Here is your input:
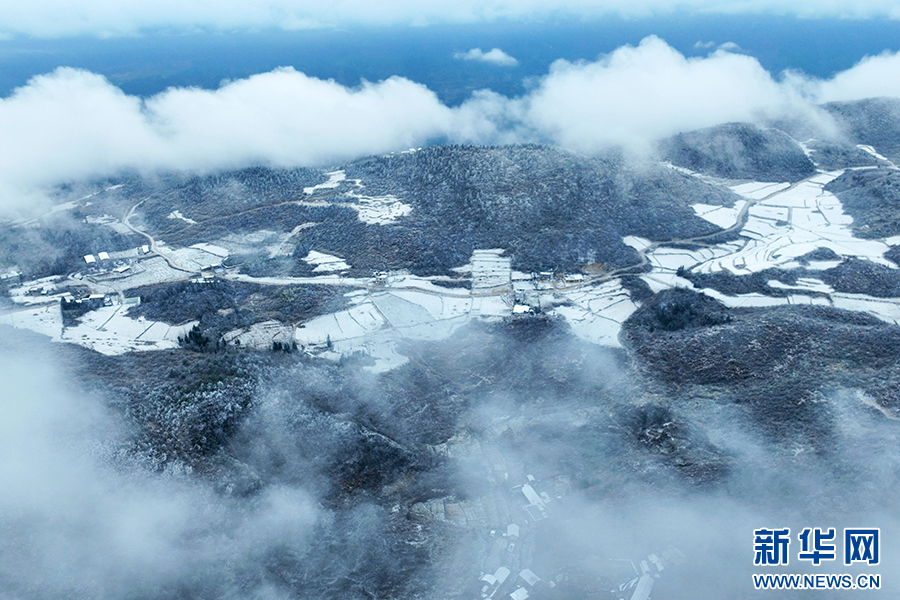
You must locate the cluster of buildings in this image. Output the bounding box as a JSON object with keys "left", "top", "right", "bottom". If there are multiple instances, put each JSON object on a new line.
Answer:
{"left": 614, "top": 548, "right": 686, "bottom": 600}
{"left": 82, "top": 245, "right": 151, "bottom": 278}
{"left": 480, "top": 566, "right": 554, "bottom": 600}
{"left": 530, "top": 271, "right": 585, "bottom": 285}
{"left": 0, "top": 269, "right": 22, "bottom": 286}
{"left": 472, "top": 474, "right": 560, "bottom": 600}
{"left": 469, "top": 470, "right": 682, "bottom": 600}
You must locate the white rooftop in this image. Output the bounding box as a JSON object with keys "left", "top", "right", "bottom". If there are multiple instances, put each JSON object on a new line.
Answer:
{"left": 521, "top": 484, "right": 543, "bottom": 508}
{"left": 519, "top": 569, "right": 541, "bottom": 587}
{"left": 509, "top": 588, "right": 529, "bottom": 600}
{"left": 494, "top": 567, "right": 510, "bottom": 584}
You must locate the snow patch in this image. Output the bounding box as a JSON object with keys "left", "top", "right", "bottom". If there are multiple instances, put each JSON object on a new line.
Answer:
{"left": 0, "top": 303, "right": 195, "bottom": 355}
{"left": 304, "top": 170, "right": 346, "bottom": 194}
{"left": 168, "top": 210, "right": 197, "bottom": 224}
{"left": 348, "top": 193, "right": 412, "bottom": 225}
{"left": 857, "top": 144, "right": 892, "bottom": 164}
{"left": 303, "top": 170, "right": 412, "bottom": 224}
{"left": 190, "top": 243, "right": 229, "bottom": 258}
{"left": 623, "top": 236, "right": 653, "bottom": 252}
{"left": 692, "top": 201, "right": 746, "bottom": 228}
{"left": 729, "top": 181, "right": 791, "bottom": 200}
{"left": 767, "top": 278, "right": 834, "bottom": 294}
{"left": 553, "top": 280, "right": 640, "bottom": 347}
{"left": 663, "top": 174, "right": 896, "bottom": 277}
{"left": 303, "top": 251, "right": 350, "bottom": 272}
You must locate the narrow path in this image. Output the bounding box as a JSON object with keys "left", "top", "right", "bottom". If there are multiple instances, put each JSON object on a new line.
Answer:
{"left": 123, "top": 201, "right": 198, "bottom": 274}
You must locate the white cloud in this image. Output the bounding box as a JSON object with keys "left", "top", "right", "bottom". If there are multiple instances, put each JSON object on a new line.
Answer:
{"left": 454, "top": 47, "right": 519, "bottom": 67}
{"left": 0, "top": 347, "right": 318, "bottom": 596}
{"left": 2, "top": 0, "right": 900, "bottom": 38}
{"left": 693, "top": 41, "right": 743, "bottom": 52}
{"left": 814, "top": 49, "right": 900, "bottom": 102}
{"left": 0, "top": 67, "right": 453, "bottom": 216}
{"left": 144, "top": 69, "right": 453, "bottom": 167}
{"left": 1, "top": 37, "right": 899, "bottom": 217}
{"left": 517, "top": 36, "right": 813, "bottom": 154}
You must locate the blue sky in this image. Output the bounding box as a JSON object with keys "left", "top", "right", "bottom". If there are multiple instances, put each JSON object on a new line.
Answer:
{"left": 1, "top": 0, "right": 899, "bottom": 38}
{"left": 3, "top": 15, "right": 900, "bottom": 103}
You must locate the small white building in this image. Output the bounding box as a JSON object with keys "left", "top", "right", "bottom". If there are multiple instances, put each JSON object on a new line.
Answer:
{"left": 481, "top": 567, "right": 511, "bottom": 598}
{"left": 521, "top": 484, "right": 548, "bottom": 520}
{"left": 521, "top": 484, "right": 544, "bottom": 509}
{"left": 97, "top": 251, "right": 110, "bottom": 261}
{"left": 84, "top": 254, "right": 96, "bottom": 264}
{"left": 507, "top": 524, "right": 520, "bottom": 540}
{"left": 509, "top": 588, "right": 529, "bottom": 600}
{"left": 519, "top": 569, "right": 541, "bottom": 587}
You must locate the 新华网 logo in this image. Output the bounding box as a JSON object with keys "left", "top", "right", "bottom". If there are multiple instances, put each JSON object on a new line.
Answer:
{"left": 844, "top": 529, "right": 879, "bottom": 566}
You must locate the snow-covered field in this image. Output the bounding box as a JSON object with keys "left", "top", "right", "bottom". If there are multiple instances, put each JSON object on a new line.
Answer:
{"left": 636, "top": 167, "right": 900, "bottom": 325}
{"left": 10, "top": 163, "right": 900, "bottom": 367}
{"left": 283, "top": 250, "right": 534, "bottom": 370}
{"left": 86, "top": 214, "right": 134, "bottom": 235}
{"left": 468, "top": 249, "right": 512, "bottom": 291}
{"left": 554, "top": 280, "right": 639, "bottom": 347}
{"left": 222, "top": 320, "right": 295, "bottom": 349}
{"left": 643, "top": 171, "right": 894, "bottom": 277}
{"left": 92, "top": 256, "right": 188, "bottom": 292}
{"left": 292, "top": 287, "right": 511, "bottom": 372}
{"left": 303, "top": 250, "right": 350, "bottom": 272}
{"left": 169, "top": 247, "right": 226, "bottom": 271}
{"left": 8, "top": 276, "right": 66, "bottom": 304}
{"left": 287, "top": 258, "right": 641, "bottom": 371}
{"left": 0, "top": 302, "right": 195, "bottom": 355}
{"left": 691, "top": 201, "right": 747, "bottom": 229}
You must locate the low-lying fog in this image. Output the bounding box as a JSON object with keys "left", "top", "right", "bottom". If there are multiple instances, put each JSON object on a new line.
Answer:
{"left": 2, "top": 313, "right": 897, "bottom": 599}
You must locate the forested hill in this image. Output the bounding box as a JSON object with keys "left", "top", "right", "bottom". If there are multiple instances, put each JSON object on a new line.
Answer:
{"left": 326, "top": 144, "right": 739, "bottom": 274}
{"left": 657, "top": 122, "right": 816, "bottom": 182}
{"left": 823, "top": 97, "right": 900, "bottom": 162}
{"left": 94, "top": 144, "right": 740, "bottom": 277}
